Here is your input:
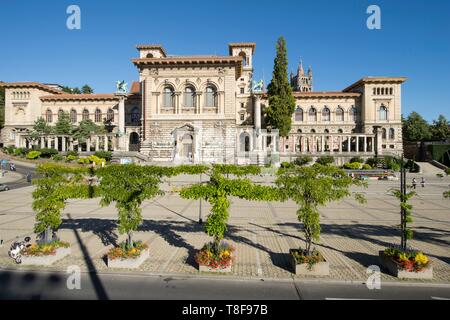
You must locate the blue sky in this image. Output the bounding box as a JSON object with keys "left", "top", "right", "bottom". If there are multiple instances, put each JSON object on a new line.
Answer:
{"left": 1, "top": 0, "right": 449, "bottom": 122}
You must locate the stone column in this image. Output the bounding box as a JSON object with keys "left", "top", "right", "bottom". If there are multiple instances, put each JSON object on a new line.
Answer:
{"left": 104, "top": 135, "right": 108, "bottom": 151}
{"left": 47, "top": 137, "right": 52, "bottom": 148}
{"left": 196, "top": 93, "right": 202, "bottom": 114}
{"left": 254, "top": 94, "right": 262, "bottom": 151}
{"left": 321, "top": 136, "right": 325, "bottom": 153}
{"left": 364, "top": 136, "right": 368, "bottom": 153}
{"left": 95, "top": 136, "right": 100, "bottom": 151}
{"left": 375, "top": 127, "right": 383, "bottom": 156}
{"left": 54, "top": 136, "right": 59, "bottom": 151}
{"left": 339, "top": 136, "right": 343, "bottom": 153}
{"left": 330, "top": 136, "right": 334, "bottom": 154}
{"left": 86, "top": 138, "right": 91, "bottom": 152}
{"left": 40, "top": 137, "right": 45, "bottom": 149}
{"left": 116, "top": 94, "right": 127, "bottom": 151}
{"left": 347, "top": 136, "right": 351, "bottom": 153}
{"left": 356, "top": 136, "right": 360, "bottom": 153}
{"left": 62, "top": 136, "right": 66, "bottom": 152}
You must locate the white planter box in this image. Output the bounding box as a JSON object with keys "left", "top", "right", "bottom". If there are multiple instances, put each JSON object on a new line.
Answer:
{"left": 379, "top": 251, "right": 433, "bottom": 279}
{"left": 290, "top": 252, "right": 330, "bottom": 276}
{"left": 21, "top": 247, "right": 71, "bottom": 266}
{"left": 107, "top": 248, "right": 149, "bottom": 269}
{"left": 199, "top": 264, "right": 232, "bottom": 273}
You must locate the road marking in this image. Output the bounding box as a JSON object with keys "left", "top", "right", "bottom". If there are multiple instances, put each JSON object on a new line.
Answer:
{"left": 431, "top": 296, "right": 450, "bottom": 300}
{"left": 326, "top": 298, "right": 377, "bottom": 300}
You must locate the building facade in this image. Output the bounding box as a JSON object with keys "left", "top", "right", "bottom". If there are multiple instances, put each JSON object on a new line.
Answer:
{"left": 0, "top": 42, "right": 406, "bottom": 164}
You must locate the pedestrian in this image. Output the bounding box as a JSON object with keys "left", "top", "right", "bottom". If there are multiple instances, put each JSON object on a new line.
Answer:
{"left": 421, "top": 177, "right": 425, "bottom": 188}
{"left": 412, "top": 178, "right": 417, "bottom": 189}
{"left": 26, "top": 173, "right": 32, "bottom": 183}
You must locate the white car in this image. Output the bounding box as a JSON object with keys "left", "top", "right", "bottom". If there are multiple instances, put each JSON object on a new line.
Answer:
{"left": 0, "top": 184, "right": 10, "bottom": 192}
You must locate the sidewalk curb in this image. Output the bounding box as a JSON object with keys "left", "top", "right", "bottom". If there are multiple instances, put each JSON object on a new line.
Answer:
{"left": 1, "top": 265, "right": 450, "bottom": 288}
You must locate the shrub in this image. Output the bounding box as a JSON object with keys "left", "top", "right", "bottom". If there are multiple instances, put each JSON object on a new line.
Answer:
{"left": 280, "top": 162, "right": 294, "bottom": 169}
{"left": 195, "top": 241, "right": 235, "bottom": 269}
{"left": 3, "top": 146, "right": 15, "bottom": 154}
{"left": 22, "top": 240, "right": 70, "bottom": 257}
{"left": 88, "top": 155, "right": 106, "bottom": 165}
{"left": 366, "top": 157, "right": 383, "bottom": 168}
{"left": 294, "top": 155, "right": 313, "bottom": 166}
{"left": 344, "top": 162, "right": 362, "bottom": 170}
{"left": 315, "top": 155, "right": 334, "bottom": 166}
{"left": 362, "top": 164, "right": 372, "bottom": 170}
{"left": 66, "top": 155, "right": 78, "bottom": 162}
{"left": 66, "top": 150, "right": 79, "bottom": 157}
{"left": 446, "top": 168, "right": 450, "bottom": 176}
{"left": 94, "top": 151, "right": 112, "bottom": 162}
{"left": 52, "top": 154, "right": 64, "bottom": 161}
{"left": 14, "top": 148, "right": 28, "bottom": 157}
{"left": 40, "top": 148, "right": 58, "bottom": 158}
{"left": 349, "top": 156, "right": 364, "bottom": 164}
{"left": 26, "top": 151, "right": 41, "bottom": 160}
{"left": 77, "top": 157, "right": 91, "bottom": 165}
{"left": 406, "top": 159, "right": 420, "bottom": 173}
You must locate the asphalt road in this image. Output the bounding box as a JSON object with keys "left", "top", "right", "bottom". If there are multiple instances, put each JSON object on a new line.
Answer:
{"left": 0, "top": 269, "right": 449, "bottom": 300}
{"left": 0, "top": 163, "right": 35, "bottom": 190}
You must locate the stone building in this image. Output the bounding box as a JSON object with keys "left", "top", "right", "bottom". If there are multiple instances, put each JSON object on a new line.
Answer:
{"left": 0, "top": 42, "right": 406, "bottom": 164}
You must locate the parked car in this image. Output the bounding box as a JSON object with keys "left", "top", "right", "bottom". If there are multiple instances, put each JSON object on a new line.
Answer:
{"left": 0, "top": 184, "right": 10, "bottom": 192}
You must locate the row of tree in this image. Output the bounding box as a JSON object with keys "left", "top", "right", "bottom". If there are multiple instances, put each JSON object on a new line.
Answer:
{"left": 30, "top": 112, "right": 107, "bottom": 144}
{"left": 403, "top": 112, "right": 450, "bottom": 142}
{"left": 61, "top": 84, "right": 94, "bottom": 94}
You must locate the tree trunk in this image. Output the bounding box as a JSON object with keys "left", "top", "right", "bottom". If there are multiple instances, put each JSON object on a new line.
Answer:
{"left": 127, "top": 232, "right": 133, "bottom": 248}
{"left": 213, "top": 237, "right": 220, "bottom": 255}
{"left": 44, "top": 226, "right": 52, "bottom": 244}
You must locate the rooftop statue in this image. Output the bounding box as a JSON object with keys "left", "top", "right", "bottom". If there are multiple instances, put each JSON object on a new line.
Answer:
{"left": 252, "top": 80, "right": 264, "bottom": 93}
{"left": 116, "top": 80, "right": 128, "bottom": 94}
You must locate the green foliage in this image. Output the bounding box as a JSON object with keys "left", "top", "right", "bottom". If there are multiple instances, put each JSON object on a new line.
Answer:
{"left": 81, "top": 85, "right": 94, "bottom": 94}
{"left": 362, "top": 164, "right": 372, "bottom": 170}
{"left": 294, "top": 155, "right": 312, "bottom": 166}
{"left": 265, "top": 37, "right": 296, "bottom": 137}
{"left": 40, "top": 148, "right": 58, "bottom": 158}
{"left": 315, "top": 155, "right": 334, "bottom": 166}
{"left": 366, "top": 157, "right": 383, "bottom": 168}
{"left": 405, "top": 159, "right": 420, "bottom": 173}
{"left": 430, "top": 115, "right": 450, "bottom": 141}
{"left": 402, "top": 112, "right": 431, "bottom": 141}
{"left": 52, "top": 154, "right": 64, "bottom": 161}
{"left": 344, "top": 162, "right": 362, "bottom": 170}
{"left": 33, "top": 117, "right": 52, "bottom": 134}
{"left": 96, "top": 165, "right": 165, "bottom": 247}
{"left": 94, "top": 151, "right": 112, "bottom": 162}
{"left": 26, "top": 151, "right": 41, "bottom": 160}
{"left": 427, "top": 144, "right": 450, "bottom": 167}
{"left": 66, "top": 150, "right": 79, "bottom": 157}
{"left": 180, "top": 165, "right": 281, "bottom": 253}
{"left": 32, "top": 164, "right": 91, "bottom": 242}
{"left": 54, "top": 111, "right": 73, "bottom": 135}
{"left": 446, "top": 168, "right": 450, "bottom": 176}
{"left": 66, "top": 155, "right": 78, "bottom": 162}
{"left": 390, "top": 188, "right": 416, "bottom": 250}
{"left": 349, "top": 156, "right": 364, "bottom": 164}
{"left": 280, "top": 162, "right": 294, "bottom": 169}
{"left": 71, "top": 119, "right": 106, "bottom": 143}
{"left": 276, "top": 164, "right": 367, "bottom": 255}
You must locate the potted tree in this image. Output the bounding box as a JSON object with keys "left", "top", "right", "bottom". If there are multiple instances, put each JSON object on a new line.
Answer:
{"left": 96, "top": 164, "right": 168, "bottom": 269}
{"left": 24, "top": 163, "right": 89, "bottom": 266}
{"left": 276, "top": 164, "right": 366, "bottom": 276}
{"left": 180, "top": 164, "right": 279, "bottom": 273}
{"left": 380, "top": 164, "right": 432, "bottom": 279}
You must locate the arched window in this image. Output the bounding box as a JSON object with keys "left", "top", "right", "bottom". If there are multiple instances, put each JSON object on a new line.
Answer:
{"left": 95, "top": 109, "right": 102, "bottom": 123}
{"left": 240, "top": 132, "right": 251, "bottom": 152}
{"left": 82, "top": 109, "right": 89, "bottom": 121}
{"left": 338, "top": 129, "right": 343, "bottom": 134}
{"left": 294, "top": 107, "right": 303, "bottom": 122}
{"left": 349, "top": 106, "right": 357, "bottom": 122}
{"left": 107, "top": 109, "right": 114, "bottom": 122}
{"left": 322, "top": 107, "right": 330, "bottom": 122}
{"left": 379, "top": 105, "right": 388, "bottom": 120}
{"left": 46, "top": 109, "right": 53, "bottom": 123}
{"left": 382, "top": 128, "right": 387, "bottom": 140}
{"left": 205, "top": 85, "right": 218, "bottom": 108}
{"left": 373, "top": 88, "right": 376, "bottom": 95}
{"left": 58, "top": 109, "right": 64, "bottom": 120}
{"left": 389, "top": 128, "right": 395, "bottom": 140}
{"left": 336, "top": 107, "right": 344, "bottom": 122}
{"left": 324, "top": 129, "right": 330, "bottom": 133}
{"left": 297, "top": 129, "right": 302, "bottom": 133}
{"left": 308, "top": 107, "right": 317, "bottom": 122}
{"left": 184, "top": 86, "right": 196, "bottom": 108}
{"left": 311, "top": 129, "right": 316, "bottom": 133}
{"left": 70, "top": 109, "right": 77, "bottom": 123}
{"left": 381, "top": 88, "right": 385, "bottom": 95}
{"left": 239, "top": 51, "right": 247, "bottom": 67}
{"left": 390, "top": 88, "right": 393, "bottom": 95}
{"left": 131, "top": 107, "right": 140, "bottom": 123}
{"left": 146, "top": 53, "right": 153, "bottom": 58}
{"left": 162, "top": 86, "right": 175, "bottom": 108}
{"left": 377, "top": 88, "right": 380, "bottom": 95}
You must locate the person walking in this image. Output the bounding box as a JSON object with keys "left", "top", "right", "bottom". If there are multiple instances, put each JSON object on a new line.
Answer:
{"left": 421, "top": 177, "right": 426, "bottom": 188}
{"left": 412, "top": 178, "right": 417, "bottom": 189}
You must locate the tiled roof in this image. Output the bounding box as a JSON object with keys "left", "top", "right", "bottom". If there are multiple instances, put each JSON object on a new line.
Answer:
{"left": 136, "top": 44, "right": 167, "bottom": 56}
{"left": 343, "top": 77, "right": 407, "bottom": 92}
{"left": 130, "top": 82, "right": 141, "bottom": 94}
{"left": 228, "top": 42, "right": 256, "bottom": 54}
{"left": 0, "top": 82, "right": 63, "bottom": 95}
{"left": 40, "top": 94, "right": 120, "bottom": 101}
{"left": 292, "top": 91, "right": 361, "bottom": 98}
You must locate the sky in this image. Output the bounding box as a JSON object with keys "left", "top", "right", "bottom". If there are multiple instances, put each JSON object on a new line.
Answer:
{"left": 0, "top": 0, "right": 449, "bottom": 122}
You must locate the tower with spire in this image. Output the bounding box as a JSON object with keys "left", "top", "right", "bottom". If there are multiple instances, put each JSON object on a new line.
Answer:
{"left": 290, "top": 60, "right": 313, "bottom": 92}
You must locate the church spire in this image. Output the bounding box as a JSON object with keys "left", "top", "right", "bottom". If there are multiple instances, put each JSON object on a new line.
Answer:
{"left": 298, "top": 60, "right": 305, "bottom": 76}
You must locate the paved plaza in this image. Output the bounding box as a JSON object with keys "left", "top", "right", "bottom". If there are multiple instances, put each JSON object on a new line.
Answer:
{"left": 0, "top": 171, "right": 449, "bottom": 284}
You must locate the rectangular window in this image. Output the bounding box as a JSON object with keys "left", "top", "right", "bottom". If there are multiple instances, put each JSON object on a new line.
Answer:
{"left": 241, "top": 103, "right": 245, "bottom": 109}
{"left": 240, "top": 114, "right": 245, "bottom": 121}
{"left": 240, "top": 88, "right": 244, "bottom": 94}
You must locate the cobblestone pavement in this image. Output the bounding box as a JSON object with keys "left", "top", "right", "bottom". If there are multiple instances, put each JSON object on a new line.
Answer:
{"left": 0, "top": 172, "right": 449, "bottom": 284}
